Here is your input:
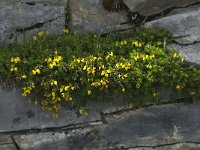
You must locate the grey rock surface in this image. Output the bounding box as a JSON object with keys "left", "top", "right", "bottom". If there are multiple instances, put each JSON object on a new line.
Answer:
{"left": 0, "top": 88, "right": 101, "bottom": 132}
{"left": 0, "top": 135, "right": 17, "bottom": 150}
{"left": 13, "top": 103, "right": 200, "bottom": 150}
{"left": 123, "top": 0, "right": 200, "bottom": 16}
{"left": 0, "top": 0, "right": 68, "bottom": 43}
{"left": 14, "top": 132, "right": 69, "bottom": 150}
{"left": 168, "top": 43, "right": 200, "bottom": 66}
{"left": 146, "top": 9, "right": 200, "bottom": 65}
{"left": 129, "top": 143, "right": 200, "bottom": 150}
{"left": 82, "top": 103, "right": 200, "bottom": 149}
{"left": 69, "top": 0, "right": 133, "bottom": 34}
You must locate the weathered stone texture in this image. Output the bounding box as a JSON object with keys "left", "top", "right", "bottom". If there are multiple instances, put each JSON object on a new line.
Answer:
{"left": 123, "top": 0, "right": 200, "bottom": 16}
{"left": 0, "top": 0, "right": 68, "bottom": 43}
{"left": 146, "top": 8, "right": 200, "bottom": 65}
{"left": 69, "top": 0, "right": 132, "bottom": 34}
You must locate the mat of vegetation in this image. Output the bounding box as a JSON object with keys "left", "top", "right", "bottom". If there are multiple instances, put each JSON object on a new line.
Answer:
{"left": 0, "top": 28, "right": 200, "bottom": 117}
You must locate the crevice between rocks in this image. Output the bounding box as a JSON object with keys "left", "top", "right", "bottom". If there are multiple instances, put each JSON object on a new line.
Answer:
{"left": 15, "top": 16, "right": 63, "bottom": 33}
{"left": 102, "top": 96, "right": 195, "bottom": 117}
{"left": 0, "top": 120, "right": 102, "bottom": 136}
{"left": 107, "top": 141, "right": 200, "bottom": 150}
{"left": 125, "top": 1, "right": 200, "bottom": 26}
{"left": 11, "top": 136, "right": 21, "bottom": 150}
{"left": 173, "top": 39, "right": 200, "bottom": 46}
{"left": 25, "top": 2, "right": 36, "bottom": 6}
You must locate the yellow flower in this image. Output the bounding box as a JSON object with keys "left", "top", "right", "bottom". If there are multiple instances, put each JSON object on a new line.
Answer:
{"left": 64, "top": 29, "right": 69, "bottom": 33}
{"left": 32, "top": 69, "right": 41, "bottom": 75}
{"left": 87, "top": 90, "right": 92, "bottom": 95}
{"left": 115, "top": 41, "right": 119, "bottom": 47}
{"left": 123, "top": 40, "right": 127, "bottom": 45}
{"left": 54, "top": 56, "right": 62, "bottom": 62}
{"left": 46, "top": 31, "right": 49, "bottom": 36}
{"left": 77, "top": 59, "right": 81, "bottom": 63}
{"left": 21, "top": 75, "right": 27, "bottom": 79}
{"left": 83, "top": 65, "right": 87, "bottom": 70}
{"left": 125, "top": 66, "right": 130, "bottom": 71}
{"left": 176, "top": 85, "right": 183, "bottom": 91}
{"left": 146, "top": 64, "right": 152, "bottom": 69}
{"left": 153, "top": 92, "right": 158, "bottom": 97}
{"left": 122, "top": 88, "right": 125, "bottom": 92}
{"left": 11, "top": 57, "right": 20, "bottom": 63}
{"left": 36, "top": 69, "right": 41, "bottom": 74}
{"left": 79, "top": 109, "right": 83, "bottom": 115}
{"left": 189, "top": 91, "right": 196, "bottom": 96}
{"left": 109, "top": 52, "right": 114, "bottom": 57}
{"left": 51, "top": 80, "right": 58, "bottom": 86}
{"left": 84, "top": 111, "right": 89, "bottom": 117}
{"left": 49, "top": 62, "right": 56, "bottom": 68}
{"left": 173, "top": 53, "right": 177, "bottom": 58}
{"left": 65, "top": 86, "right": 70, "bottom": 91}
{"left": 33, "top": 36, "right": 37, "bottom": 41}
{"left": 81, "top": 58, "right": 85, "bottom": 62}
{"left": 10, "top": 67, "right": 18, "bottom": 72}
{"left": 38, "top": 31, "right": 44, "bottom": 37}
{"left": 60, "top": 87, "right": 64, "bottom": 93}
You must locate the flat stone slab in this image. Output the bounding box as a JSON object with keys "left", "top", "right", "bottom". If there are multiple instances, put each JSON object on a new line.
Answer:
{"left": 146, "top": 9, "right": 200, "bottom": 65}
{"left": 13, "top": 103, "right": 200, "bottom": 149}
{"left": 0, "top": 88, "right": 101, "bottom": 132}
{"left": 69, "top": 0, "right": 133, "bottom": 34}
{"left": 0, "top": 0, "right": 67, "bottom": 43}
{"left": 0, "top": 86, "right": 176, "bottom": 133}
{"left": 123, "top": 0, "right": 200, "bottom": 16}
{"left": 82, "top": 103, "right": 200, "bottom": 149}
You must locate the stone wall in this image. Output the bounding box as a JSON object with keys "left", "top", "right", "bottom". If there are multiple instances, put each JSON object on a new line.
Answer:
{"left": 1, "top": 0, "right": 200, "bottom": 43}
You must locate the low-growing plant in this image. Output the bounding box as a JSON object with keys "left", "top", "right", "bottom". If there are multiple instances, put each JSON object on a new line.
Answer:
{"left": 0, "top": 28, "right": 200, "bottom": 117}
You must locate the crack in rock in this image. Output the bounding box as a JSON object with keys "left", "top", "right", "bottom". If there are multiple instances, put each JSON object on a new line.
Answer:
{"left": 15, "top": 16, "right": 63, "bottom": 33}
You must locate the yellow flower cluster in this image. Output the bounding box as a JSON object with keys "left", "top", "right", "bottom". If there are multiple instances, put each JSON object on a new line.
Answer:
{"left": 10, "top": 67, "right": 18, "bottom": 72}
{"left": 32, "top": 68, "right": 41, "bottom": 75}
{"left": 21, "top": 83, "right": 35, "bottom": 97}
{"left": 10, "top": 57, "right": 20, "bottom": 63}
{"left": 105, "top": 52, "right": 114, "bottom": 60}
{"left": 91, "top": 79, "right": 109, "bottom": 89}
{"left": 115, "top": 63, "right": 131, "bottom": 71}
{"left": 131, "top": 53, "right": 155, "bottom": 61}
{"left": 115, "top": 40, "right": 128, "bottom": 47}
{"left": 50, "top": 80, "right": 58, "bottom": 86}
{"left": 79, "top": 108, "right": 89, "bottom": 116}
{"left": 45, "top": 54, "right": 62, "bottom": 69}
{"left": 32, "top": 31, "right": 49, "bottom": 41}
{"left": 132, "top": 40, "right": 143, "bottom": 47}
{"left": 117, "top": 74, "right": 128, "bottom": 80}
{"left": 59, "top": 85, "right": 76, "bottom": 101}
{"left": 101, "top": 69, "right": 112, "bottom": 78}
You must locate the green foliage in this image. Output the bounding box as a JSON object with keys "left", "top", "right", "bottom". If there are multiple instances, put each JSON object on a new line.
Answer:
{"left": 0, "top": 28, "right": 200, "bottom": 117}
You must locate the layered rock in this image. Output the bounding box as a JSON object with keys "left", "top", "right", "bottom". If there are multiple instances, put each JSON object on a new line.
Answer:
{"left": 146, "top": 7, "right": 200, "bottom": 65}
{"left": 12, "top": 103, "right": 200, "bottom": 150}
